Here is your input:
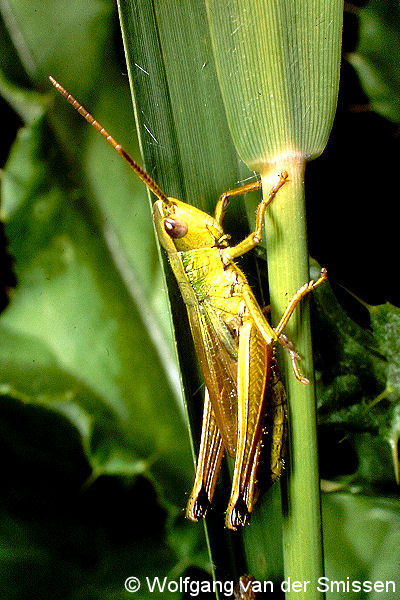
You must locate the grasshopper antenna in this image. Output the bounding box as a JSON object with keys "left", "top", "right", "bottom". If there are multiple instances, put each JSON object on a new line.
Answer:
{"left": 49, "top": 75, "right": 169, "bottom": 204}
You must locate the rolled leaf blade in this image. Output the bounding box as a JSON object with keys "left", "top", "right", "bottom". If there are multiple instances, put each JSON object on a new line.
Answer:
{"left": 206, "top": 0, "right": 343, "bottom": 172}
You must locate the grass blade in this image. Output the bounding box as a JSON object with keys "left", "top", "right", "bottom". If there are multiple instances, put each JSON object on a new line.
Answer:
{"left": 117, "top": 0, "right": 255, "bottom": 586}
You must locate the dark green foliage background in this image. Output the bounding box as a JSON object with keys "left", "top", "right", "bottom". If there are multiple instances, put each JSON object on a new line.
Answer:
{"left": 1, "top": 1, "right": 400, "bottom": 598}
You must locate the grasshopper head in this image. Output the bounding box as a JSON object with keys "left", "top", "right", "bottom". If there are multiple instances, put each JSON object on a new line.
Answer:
{"left": 47, "top": 77, "right": 226, "bottom": 256}
{"left": 153, "top": 198, "right": 225, "bottom": 253}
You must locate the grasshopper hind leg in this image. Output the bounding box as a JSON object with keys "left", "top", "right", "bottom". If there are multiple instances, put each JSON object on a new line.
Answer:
{"left": 226, "top": 439, "right": 263, "bottom": 529}
{"left": 228, "top": 382, "right": 287, "bottom": 530}
{"left": 186, "top": 389, "right": 225, "bottom": 521}
{"left": 188, "top": 487, "right": 211, "bottom": 521}
{"left": 225, "top": 320, "right": 272, "bottom": 530}
{"left": 225, "top": 347, "right": 287, "bottom": 530}
{"left": 228, "top": 498, "right": 250, "bottom": 529}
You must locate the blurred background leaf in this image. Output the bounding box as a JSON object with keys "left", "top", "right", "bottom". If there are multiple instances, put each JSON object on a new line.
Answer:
{"left": 348, "top": 0, "right": 400, "bottom": 124}
{"left": 0, "top": 1, "right": 206, "bottom": 598}
{"left": 1, "top": 0, "right": 400, "bottom": 598}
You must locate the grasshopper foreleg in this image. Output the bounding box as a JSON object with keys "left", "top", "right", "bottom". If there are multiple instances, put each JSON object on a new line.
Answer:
{"left": 218, "top": 171, "right": 288, "bottom": 264}
{"left": 214, "top": 179, "right": 262, "bottom": 225}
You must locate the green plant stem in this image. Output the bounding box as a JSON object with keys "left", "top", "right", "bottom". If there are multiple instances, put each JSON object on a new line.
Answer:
{"left": 263, "top": 158, "right": 324, "bottom": 599}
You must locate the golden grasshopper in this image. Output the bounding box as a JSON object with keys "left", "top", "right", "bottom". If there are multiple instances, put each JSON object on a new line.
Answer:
{"left": 49, "top": 76, "right": 327, "bottom": 530}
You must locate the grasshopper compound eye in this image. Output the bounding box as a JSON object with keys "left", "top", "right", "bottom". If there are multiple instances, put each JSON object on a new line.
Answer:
{"left": 164, "top": 218, "right": 188, "bottom": 239}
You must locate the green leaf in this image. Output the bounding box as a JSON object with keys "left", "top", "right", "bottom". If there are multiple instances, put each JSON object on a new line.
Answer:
{"left": 0, "top": 463, "right": 185, "bottom": 600}
{"left": 117, "top": 0, "right": 256, "bottom": 584}
{"left": 0, "top": 0, "right": 194, "bottom": 506}
{"left": 0, "top": 69, "right": 46, "bottom": 123}
{"left": 369, "top": 303, "right": 400, "bottom": 398}
{"left": 348, "top": 0, "right": 400, "bottom": 124}
{"left": 117, "top": 0, "right": 250, "bottom": 214}
{"left": 313, "top": 279, "right": 400, "bottom": 489}
{"left": 323, "top": 493, "right": 400, "bottom": 599}
{"left": 1, "top": 112, "right": 191, "bottom": 500}
{"left": 206, "top": 0, "right": 343, "bottom": 170}
{"left": 0, "top": 3, "right": 210, "bottom": 597}
{"left": 0, "top": 0, "right": 113, "bottom": 88}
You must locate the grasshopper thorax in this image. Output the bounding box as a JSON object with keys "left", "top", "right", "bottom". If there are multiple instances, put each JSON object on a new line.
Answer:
{"left": 153, "top": 198, "right": 226, "bottom": 253}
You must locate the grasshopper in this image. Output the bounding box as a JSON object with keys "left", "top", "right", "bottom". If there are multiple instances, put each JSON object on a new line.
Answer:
{"left": 49, "top": 76, "right": 327, "bottom": 530}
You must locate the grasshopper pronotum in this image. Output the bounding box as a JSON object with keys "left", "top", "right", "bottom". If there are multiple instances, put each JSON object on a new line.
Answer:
{"left": 49, "top": 76, "right": 326, "bottom": 530}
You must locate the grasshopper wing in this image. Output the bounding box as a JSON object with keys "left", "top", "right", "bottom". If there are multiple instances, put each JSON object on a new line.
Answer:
{"left": 186, "top": 299, "right": 277, "bottom": 528}
{"left": 186, "top": 388, "right": 225, "bottom": 520}
{"left": 186, "top": 301, "right": 239, "bottom": 458}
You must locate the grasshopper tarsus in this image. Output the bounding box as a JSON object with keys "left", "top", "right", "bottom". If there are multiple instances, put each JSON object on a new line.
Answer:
{"left": 278, "top": 334, "right": 310, "bottom": 385}
{"left": 306, "top": 267, "right": 328, "bottom": 295}
{"left": 276, "top": 169, "right": 288, "bottom": 188}
{"left": 319, "top": 267, "right": 328, "bottom": 282}
{"left": 227, "top": 498, "right": 250, "bottom": 530}
{"left": 187, "top": 487, "right": 210, "bottom": 521}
